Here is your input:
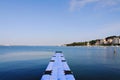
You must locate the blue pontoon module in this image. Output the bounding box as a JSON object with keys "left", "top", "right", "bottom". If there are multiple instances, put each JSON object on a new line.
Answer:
{"left": 41, "top": 51, "right": 75, "bottom": 80}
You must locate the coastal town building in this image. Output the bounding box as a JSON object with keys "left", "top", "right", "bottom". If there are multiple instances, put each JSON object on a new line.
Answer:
{"left": 100, "top": 39, "right": 107, "bottom": 45}
{"left": 95, "top": 36, "right": 120, "bottom": 45}
{"left": 112, "top": 37, "right": 120, "bottom": 44}
{"left": 95, "top": 39, "right": 101, "bottom": 45}
{"left": 107, "top": 38, "right": 113, "bottom": 44}
{"left": 87, "top": 42, "right": 90, "bottom": 46}
{"left": 65, "top": 36, "right": 120, "bottom": 46}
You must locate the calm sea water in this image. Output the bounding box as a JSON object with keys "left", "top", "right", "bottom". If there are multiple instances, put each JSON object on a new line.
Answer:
{"left": 0, "top": 46, "right": 120, "bottom": 80}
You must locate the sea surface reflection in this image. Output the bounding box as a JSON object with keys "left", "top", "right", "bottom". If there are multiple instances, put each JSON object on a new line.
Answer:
{"left": 0, "top": 51, "right": 53, "bottom": 62}
{"left": 0, "top": 46, "right": 120, "bottom": 80}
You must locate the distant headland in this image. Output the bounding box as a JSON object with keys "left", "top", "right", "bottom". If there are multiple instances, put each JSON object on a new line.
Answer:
{"left": 65, "top": 36, "right": 120, "bottom": 46}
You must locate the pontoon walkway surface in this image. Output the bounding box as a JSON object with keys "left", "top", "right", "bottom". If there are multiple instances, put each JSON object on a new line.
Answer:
{"left": 41, "top": 51, "right": 75, "bottom": 80}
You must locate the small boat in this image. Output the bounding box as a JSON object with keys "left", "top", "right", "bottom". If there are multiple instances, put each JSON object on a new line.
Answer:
{"left": 41, "top": 51, "right": 75, "bottom": 80}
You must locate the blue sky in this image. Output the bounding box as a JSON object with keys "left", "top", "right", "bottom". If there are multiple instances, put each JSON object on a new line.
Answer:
{"left": 0, "top": 0, "right": 120, "bottom": 45}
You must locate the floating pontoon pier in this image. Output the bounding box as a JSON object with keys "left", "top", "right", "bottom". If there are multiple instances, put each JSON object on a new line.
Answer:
{"left": 41, "top": 51, "right": 75, "bottom": 80}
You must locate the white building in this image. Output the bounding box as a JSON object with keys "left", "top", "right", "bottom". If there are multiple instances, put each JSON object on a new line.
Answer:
{"left": 87, "top": 42, "right": 90, "bottom": 46}
{"left": 107, "top": 38, "right": 113, "bottom": 44}
{"left": 95, "top": 40, "right": 101, "bottom": 45}
{"left": 100, "top": 39, "right": 107, "bottom": 44}
{"left": 112, "top": 37, "right": 120, "bottom": 44}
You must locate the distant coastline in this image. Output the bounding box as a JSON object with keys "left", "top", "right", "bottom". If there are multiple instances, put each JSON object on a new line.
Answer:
{"left": 65, "top": 35, "right": 120, "bottom": 46}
